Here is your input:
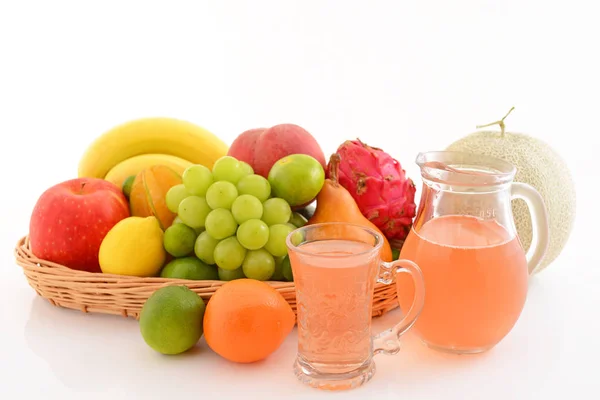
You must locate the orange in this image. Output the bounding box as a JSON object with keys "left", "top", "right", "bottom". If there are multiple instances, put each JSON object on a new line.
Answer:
{"left": 203, "top": 279, "right": 296, "bottom": 363}
{"left": 129, "top": 165, "right": 182, "bottom": 230}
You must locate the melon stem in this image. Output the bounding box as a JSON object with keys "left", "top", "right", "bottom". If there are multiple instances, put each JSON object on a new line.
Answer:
{"left": 475, "top": 106, "right": 515, "bottom": 137}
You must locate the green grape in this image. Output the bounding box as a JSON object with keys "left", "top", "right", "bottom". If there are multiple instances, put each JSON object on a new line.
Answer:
{"left": 194, "top": 231, "right": 220, "bottom": 265}
{"left": 182, "top": 165, "right": 214, "bottom": 196}
{"left": 236, "top": 219, "right": 269, "bottom": 250}
{"left": 172, "top": 216, "right": 203, "bottom": 235}
{"left": 166, "top": 184, "right": 190, "bottom": 213}
{"left": 239, "top": 161, "right": 254, "bottom": 176}
{"left": 218, "top": 266, "right": 245, "bottom": 281}
{"left": 212, "top": 156, "right": 245, "bottom": 184}
{"left": 262, "top": 198, "right": 292, "bottom": 226}
{"left": 289, "top": 211, "right": 308, "bottom": 228}
{"left": 231, "top": 194, "right": 263, "bottom": 224}
{"left": 213, "top": 237, "right": 247, "bottom": 270}
{"left": 264, "top": 224, "right": 294, "bottom": 257}
{"left": 242, "top": 249, "right": 275, "bottom": 281}
{"left": 236, "top": 174, "right": 271, "bottom": 202}
{"left": 178, "top": 196, "right": 211, "bottom": 229}
{"left": 285, "top": 223, "right": 297, "bottom": 230}
{"left": 271, "top": 256, "right": 286, "bottom": 280}
{"left": 163, "top": 223, "right": 197, "bottom": 257}
{"left": 281, "top": 255, "right": 293, "bottom": 281}
{"left": 205, "top": 208, "right": 238, "bottom": 240}
{"left": 205, "top": 181, "right": 238, "bottom": 210}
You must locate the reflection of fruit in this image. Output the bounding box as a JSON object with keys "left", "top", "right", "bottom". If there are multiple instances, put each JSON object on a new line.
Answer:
{"left": 268, "top": 154, "right": 325, "bottom": 207}
{"left": 227, "top": 124, "right": 326, "bottom": 178}
{"left": 204, "top": 279, "right": 295, "bottom": 363}
{"left": 446, "top": 110, "right": 576, "bottom": 273}
{"left": 332, "top": 139, "right": 417, "bottom": 243}
{"left": 129, "top": 165, "right": 182, "bottom": 230}
{"left": 139, "top": 286, "right": 206, "bottom": 355}
{"left": 160, "top": 257, "right": 219, "bottom": 280}
{"left": 308, "top": 154, "right": 393, "bottom": 262}
{"left": 99, "top": 216, "right": 166, "bottom": 276}
{"left": 29, "top": 177, "right": 129, "bottom": 273}
{"left": 78, "top": 117, "right": 228, "bottom": 179}
{"left": 104, "top": 153, "right": 193, "bottom": 189}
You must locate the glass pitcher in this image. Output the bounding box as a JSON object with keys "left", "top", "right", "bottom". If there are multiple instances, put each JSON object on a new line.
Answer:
{"left": 396, "top": 151, "right": 550, "bottom": 354}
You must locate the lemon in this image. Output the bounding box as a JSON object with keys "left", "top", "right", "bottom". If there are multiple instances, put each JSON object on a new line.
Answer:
{"left": 99, "top": 216, "right": 166, "bottom": 277}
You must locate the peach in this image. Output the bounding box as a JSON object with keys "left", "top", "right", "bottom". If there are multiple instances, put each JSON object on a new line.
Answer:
{"left": 227, "top": 124, "right": 326, "bottom": 178}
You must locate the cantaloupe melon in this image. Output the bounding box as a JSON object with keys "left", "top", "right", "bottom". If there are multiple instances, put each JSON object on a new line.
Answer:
{"left": 446, "top": 111, "right": 576, "bottom": 274}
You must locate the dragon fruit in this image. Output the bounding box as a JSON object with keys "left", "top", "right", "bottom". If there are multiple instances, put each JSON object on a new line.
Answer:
{"left": 328, "top": 139, "right": 417, "bottom": 245}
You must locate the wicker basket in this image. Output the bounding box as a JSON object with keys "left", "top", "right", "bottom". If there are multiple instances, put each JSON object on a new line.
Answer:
{"left": 14, "top": 235, "right": 399, "bottom": 320}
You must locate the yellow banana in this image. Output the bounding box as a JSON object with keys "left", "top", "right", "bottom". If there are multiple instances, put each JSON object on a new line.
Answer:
{"left": 104, "top": 153, "right": 194, "bottom": 189}
{"left": 78, "top": 117, "right": 229, "bottom": 179}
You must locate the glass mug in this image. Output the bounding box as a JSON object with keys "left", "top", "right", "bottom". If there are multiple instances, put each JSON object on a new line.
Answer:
{"left": 286, "top": 222, "right": 425, "bottom": 391}
{"left": 397, "top": 151, "right": 550, "bottom": 354}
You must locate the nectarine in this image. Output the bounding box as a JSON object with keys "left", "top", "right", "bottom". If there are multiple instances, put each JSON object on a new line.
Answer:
{"left": 227, "top": 124, "right": 326, "bottom": 178}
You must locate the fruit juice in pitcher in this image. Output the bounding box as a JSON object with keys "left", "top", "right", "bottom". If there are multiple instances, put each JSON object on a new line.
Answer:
{"left": 397, "top": 151, "right": 549, "bottom": 354}
{"left": 398, "top": 215, "right": 528, "bottom": 351}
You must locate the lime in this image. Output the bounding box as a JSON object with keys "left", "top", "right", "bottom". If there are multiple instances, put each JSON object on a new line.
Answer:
{"left": 122, "top": 175, "right": 135, "bottom": 198}
{"left": 160, "top": 257, "right": 219, "bottom": 280}
{"left": 139, "top": 286, "right": 206, "bottom": 355}
{"left": 268, "top": 154, "right": 325, "bottom": 207}
{"left": 218, "top": 266, "right": 245, "bottom": 281}
{"left": 281, "top": 255, "right": 293, "bottom": 282}
{"left": 163, "top": 223, "right": 197, "bottom": 257}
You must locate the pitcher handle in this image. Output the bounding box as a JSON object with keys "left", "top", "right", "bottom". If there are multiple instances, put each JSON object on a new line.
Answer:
{"left": 372, "top": 259, "right": 425, "bottom": 355}
{"left": 511, "top": 182, "right": 550, "bottom": 275}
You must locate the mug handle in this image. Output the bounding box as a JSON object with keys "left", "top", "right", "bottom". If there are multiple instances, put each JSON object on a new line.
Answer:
{"left": 511, "top": 182, "right": 551, "bottom": 275}
{"left": 372, "top": 259, "right": 425, "bottom": 355}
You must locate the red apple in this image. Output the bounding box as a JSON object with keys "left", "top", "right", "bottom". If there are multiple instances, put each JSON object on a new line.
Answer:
{"left": 227, "top": 124, "right": 326, "bottom": 178}
{"left": 29, "top": 177, "right": 130, "bottom": 273}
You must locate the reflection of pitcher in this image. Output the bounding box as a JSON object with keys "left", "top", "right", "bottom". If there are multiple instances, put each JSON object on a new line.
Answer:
{"left": 397, "top": 151, "right": 549, "bottom": 354}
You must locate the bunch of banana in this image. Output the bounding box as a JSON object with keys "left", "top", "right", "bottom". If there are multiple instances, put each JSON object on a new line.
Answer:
{"left": 78, "top": 117, "right": 229, "bottom": 188}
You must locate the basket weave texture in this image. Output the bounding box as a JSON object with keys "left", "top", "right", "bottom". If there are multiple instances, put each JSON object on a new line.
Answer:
{"left": 14, "top": 235, "right": 399, "bottom": 320}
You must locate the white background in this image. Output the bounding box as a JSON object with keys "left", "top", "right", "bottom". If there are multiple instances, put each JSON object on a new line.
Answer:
{"left": 1, "top": 1, "right": 598, "bottom": 399}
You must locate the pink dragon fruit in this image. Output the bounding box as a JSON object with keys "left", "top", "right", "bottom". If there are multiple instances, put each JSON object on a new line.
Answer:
{"left": 328, "top": 139, "right": 417, "bottom": 245}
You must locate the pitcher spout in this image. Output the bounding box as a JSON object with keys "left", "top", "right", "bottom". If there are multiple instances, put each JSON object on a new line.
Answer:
{"left": 415, "top": 151, "right": 516, "bottom": 188}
